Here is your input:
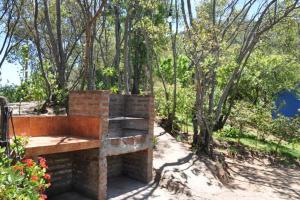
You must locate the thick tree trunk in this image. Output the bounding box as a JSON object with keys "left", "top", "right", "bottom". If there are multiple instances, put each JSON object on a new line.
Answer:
{"left": 56, "top": 0, "right": 66, "bottom": 90}
{"left": 131, "top": 34, "right": 141, "bottom": 95}
{"left": 131, "top": 66, "right": 140, "bottom": 94}
{"left": 124, "top": 13, "right": 132, "bottom": 94}
{"left": 85, "top": 26, "right": 93, "bottom": 90}
{"left": 43, "top": 0, "right": 61, "bottom": 87}
{"left": 192, "top": 107, "right": 198, "bottom": 146}
{"left": 113, "top": 2, "right": 122, "bottom": 92}
{"left": 198, "top": 124, "right": 212, "bottom": 155}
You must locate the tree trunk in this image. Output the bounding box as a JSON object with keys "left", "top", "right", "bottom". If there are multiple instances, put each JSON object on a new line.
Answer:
{"left": 169, "top": 0, "right": 178, "bottom": 130}
{"left": 113, "top": 2, "right": 122, "bottom": 92}
{"left": 198, "top": 124, "right": 212, "bottom": 155}
{"left": 56, "top": 0, "right": 66, "bottom": 90}
{"left": 131, "top": 33, "right": 141, "bottom": 95}
{"left": 145, "top": 34, "right": 154, "bottom": 95}
{"left": 192, "top": 106, "right": 199, "bottom": 146}
{"left": 124, "top": 12, "right": 132, "bottom": 94}
{"left": 34, "top": 0, "right": 52, "bottom": 100}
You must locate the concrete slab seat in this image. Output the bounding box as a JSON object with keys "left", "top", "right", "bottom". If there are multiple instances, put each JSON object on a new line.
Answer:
{"left": 9, "top": 116, "right": 102, "bottom": 156}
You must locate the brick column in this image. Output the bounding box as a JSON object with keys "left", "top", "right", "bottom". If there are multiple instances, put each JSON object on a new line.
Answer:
{"left": 69, "top": 90, "right": 110, "bottom": 200}
{"left": 146, "top": 96, "right": 154, "bottom": 182}
{"left": 98, "top": 92, "right": 109, "bottom": 200}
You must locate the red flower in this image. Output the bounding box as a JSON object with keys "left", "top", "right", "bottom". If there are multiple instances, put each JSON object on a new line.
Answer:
{"left": 39, "top": 194, "right": 47, "bottom": 200}
{"left": 20, "top": 171, "right": 25, "bottom": 176}
{"left": 38, "top": 157, "right": 48, "bottom": 169}
{"left": 22, "top": 159, "right": 34, "bottom": 167}
{"left": 43, "top": 173, "right": 51, "bottom": 181}
{"left": 31, "top": 175, "right": 39, "bottom": 182}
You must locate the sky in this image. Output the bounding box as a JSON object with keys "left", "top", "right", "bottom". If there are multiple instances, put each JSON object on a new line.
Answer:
{"left": 0, "top": 61, "right": 21, "bottom": 85}
{"left": 0, "top": 35, "right": 21, "bottom": 86}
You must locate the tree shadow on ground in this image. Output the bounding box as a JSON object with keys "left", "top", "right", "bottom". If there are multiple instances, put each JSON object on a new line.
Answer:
{"left": 107, "top": 153, "right": 195, "bottom": 200}
{"left": 226, "top": 159, "right": 300, "bottom": 200}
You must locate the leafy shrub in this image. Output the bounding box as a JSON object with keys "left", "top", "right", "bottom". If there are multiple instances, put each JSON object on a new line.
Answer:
{"left": 0, "top": 85, "right": 19, "bottom": 102}
{"left": 0, "top": 72, "right": 48, "bottom": 104}
{"left": 154, "top": 55, "right": 195, "bottom": 133}
{"left": 155, "top": 85, "right": 195, "bottom": 132}
{"left": 217, "top": 125, "right": 240, "bottom": 138}
{"left": 0, "top": 138, "right": 51, "bottom": 200}
{"left": 269, "top": 116, "right": 300, "bottom": 153}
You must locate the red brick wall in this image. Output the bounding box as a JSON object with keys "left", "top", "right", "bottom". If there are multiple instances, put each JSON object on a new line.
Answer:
{"left": 44, "top": 149, "right": 99, "bottom": 199}
{"left": 122, "top": 149, "right": 153, "bottom": 182}
{"left": 107, "top": 149, "right": 152, "bottom": 183}
{"left": 73, "top": 149, "right": 99, "bottom": 199}
{"left": 107, "top": 155, "right": 123, "bottom": 177}
{"left": 125, "top": 95, "right": 153, "bottom": 119}
{"left": 109, "top": 94, "right": 125, "bottom": 117}
{"left": 69, "top": 91, "right": 109, "bottom": 117}
{"left": 10, "top": 116, "right": 101, "bottom": 139}
{"left": 68, "top": 90, "right": 110, "bottom": 138}
{"left": 45, "top": 152, "right": 73, "bottom": 197}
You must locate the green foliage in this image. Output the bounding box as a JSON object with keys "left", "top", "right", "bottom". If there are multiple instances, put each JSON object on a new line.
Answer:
{"left": 216, "top": 113, "right": 300, "bottom": 163}
{"left": 231, "top": 101, "right": 253, "bottom": 128}
{"left": 155, "top": 85, "right": 195, "bottom": 132}
{"left": 0, "top": 85, "right": 18, "bottom": 102}
{"left": 155, "top": 55, "right": 194, "bottom": 87}
{"left": 10, "top": 136, "right": 28, "bottom": 159}
{"left": 103, "top": 67, "right": 116, "bottom": 78}
{"left": 175, "top": 86, "right": 195, "bottom": 123}
{"left": 175, "top": 134, "right": 183, "bottom": 142}
{"left": 152, "top": 136, "right": 159, "bottom": 149}
{"left": 95, "top": 67, "right": 119, "bottom": 93}
{"left": 247, "top": 105, "right": 272, "bottom": 139}
{"left": 154, "top": 85, "right": 170, "bottom": 118}
{"left": 11, "top": 73, "right": 47, "bottom": 107}
{"left": 154, "top": 54, "right": 195, "bottom": 133}
{"left": 215, "top": 126, "right": 300, "bottom": 161}
{"left": 241, "top": 53, "right": 300, "bottom": 103}
{"left": 269, "top": 116, "right": 300, "bottom": 149}
{"left": 216, "top": 125, "right": 240, "bottom": 138}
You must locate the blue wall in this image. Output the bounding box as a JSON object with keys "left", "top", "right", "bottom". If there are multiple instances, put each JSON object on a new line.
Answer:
{"left": 274, "top": 89, "right": 300, "bottom": 117}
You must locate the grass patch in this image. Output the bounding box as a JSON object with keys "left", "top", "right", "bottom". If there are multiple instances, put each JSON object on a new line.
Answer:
{"left": 214, "top": 130, "right": 300, "bottom": 161}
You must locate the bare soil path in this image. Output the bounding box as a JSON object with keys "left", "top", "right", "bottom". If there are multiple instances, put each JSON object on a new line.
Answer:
{"left": 108, "top": 124, "right": 300, "bottom": 199}
{"left": 153, "top": 124, "right": 300, "bottom": 200}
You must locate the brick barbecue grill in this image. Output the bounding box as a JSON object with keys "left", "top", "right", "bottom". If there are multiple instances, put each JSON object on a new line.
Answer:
{"left": 8, "top": 91, "right": 154, "bottom": 200}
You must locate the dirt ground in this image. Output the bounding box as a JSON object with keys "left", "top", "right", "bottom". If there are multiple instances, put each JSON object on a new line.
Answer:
{"left": 153, "top": 124, "right": 300, "bottom": 200}
{"left": 111, "top": 124, "right": 300, "bottom": 200}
